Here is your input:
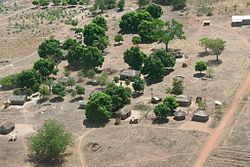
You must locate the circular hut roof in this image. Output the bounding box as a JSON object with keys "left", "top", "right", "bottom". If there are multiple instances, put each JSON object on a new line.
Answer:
{"left": 174, "top": 111, "right": 186, "bottom": 117}
{"left": 193, "top": 110, "right": 208, "bottom": 117}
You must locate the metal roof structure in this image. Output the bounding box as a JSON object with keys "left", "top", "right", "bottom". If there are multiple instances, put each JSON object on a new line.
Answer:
{"left": 232, "top": 15, "right": 250, "bottom": 22}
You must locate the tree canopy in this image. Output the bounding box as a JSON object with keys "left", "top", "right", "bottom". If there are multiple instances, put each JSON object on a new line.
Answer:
{"left": 33, "top": 59, "right": 55, "bottom": 80}
{"left": 92, "top": 16, "right": 107, "bottom": 30}
{"left": 195, "top": 61, "right": 207, "bottom": 73}
{"left": 123, "top": 46, "right": 146, "bottom": 70}
{"left": 138, "top": 20, "right": 157, "bottom": 43}
{"left": 30, "top": 119, "right": 73, "bottom": 159}
{"left": 17, "top": 69, "right": 42, "bottom": 92}
{"left": 142, "top": 56, "right": 165, "bottom": 81}
{"left": 151, "top": 49, "right": 176, "bottom": 68}
{"left": 170, "top": 78, "right": 184, "bottom": 95}
{"left": 146, "top": 3, "right": 163, "bottom": 18}
{"left": 132, "top": 77, "right": 145, "bottom": 93}
{"left": 52, "top": 83, "right": 66, "bottom": 96}
{"left": 154, "top": 102, "right": 171, "bottom": 119}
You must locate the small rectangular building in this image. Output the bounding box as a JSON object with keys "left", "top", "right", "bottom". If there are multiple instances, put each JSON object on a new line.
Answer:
{"left": 10, "top": 95, "right": 27, "bottom": 105}
{"left": 176, "top": 95, "right": 192, "bottom": 107}
{"left": 119, "top": 69, "right": 141, "bottom": 80}
{"left": 116, "top": 109, "right": 131, "bottom": 120}
{"left": 231, "top": 15, "right": 250, "bottom": 27}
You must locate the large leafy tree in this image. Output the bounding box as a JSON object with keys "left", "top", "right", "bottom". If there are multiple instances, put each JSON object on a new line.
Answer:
{"left": 151, "top": 49, "right": 176, "bottom": 68}
{"left": 146, "top": 3, "right": 163, "bottom": 18}
{"left": 132, "top": 77, "right": 145, "bottom": 93}
{"left": 82, "top": 46, "right": 104, "bottom": 70}
{"left": 158, "top": 19, "right": 185, "bottom": 51}
{"left": 52, "top": 83, "right": 66, "bottom": 97}
{"left": 138, "top": 20, "right": 157, "bottom": 43}
{"left": 30, "top": 119, "right": 73, "bottom": 159}
{"left": 83, "top": 23, "right": 109, "bottom": 49}
{"left": 123, "top": 46, "right": 146, "bottom": 70}
{"left": 209, "top": 38, "right": 226, "bottom": 61}
{"left": 38, "top": 38, "right": 63, "bottom": 65}
{"left": 17, "top": 69, "right": 42, "bottom": 91}
{"left": 104, "top": 83, "right": 132, "bottom": 112}
{"left": 163, "top": 96, "right": 178, "bottom": 111}
{"left": 92, "top": 16, "right": 107, "bottom": 30}
{"left": 62, "top": 38, "right": 79, "bottom": 50}
{"left": 85, "top": 92, "right": 112, "bottom": 122}
{"left": 33, "top": 59, "right": 55, "bottom": 80}
{"left": 154, "top": 102, "right": 171, "bottom": 119}
{"left": 142, "top": 56, "right": 165, "bottom": 81}
{"left": 67, "top": 45, "right": 84, "bottom": 67}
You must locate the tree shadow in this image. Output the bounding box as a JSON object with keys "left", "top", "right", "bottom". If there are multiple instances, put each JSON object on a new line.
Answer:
{"left": 37, "top": 97, "right": 49, "bottom": 104}
{"left": 70, "top": 96, "right": 83, "bottom": 103}
{"left": 132, "top": 92, "right": 143, "bottom": 98}
{"left": 83, "top": 119, "right": 109, "bottom": 128}
{"left": 197, "top": 51, "right": 209, "bottom": 57}
{"left": 146, "top": 77, "right": 163, "bottom": 86}
{"left": 207, "top": 59, "right": 223, "bottom": 67}
{"left": 152, "top": 118, "right": 169, "bottom": 125}
{"left": 49, "top": 96, "right": 64, "bottom": 103}
{"left": 113, "top": 43, "right": 123, "bottom": 46}
{"left": 164, "top": 68, "right": 174, "bottom": 76}
{"left": 26, "top": 153, "right": 71, "bottom": 167}
{"left": 193, "top": 73, "right": 206, "bottom": 78}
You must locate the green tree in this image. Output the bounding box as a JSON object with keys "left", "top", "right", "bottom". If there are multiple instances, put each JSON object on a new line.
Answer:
{"left": 39, "top": 85, "right": 50, "bottom": 97}
{"left": 163, "top": 96, "right": 178, "bottom": 111}
{"left": 114, "top": 34, "right": 124, "bottom": 44}
{"left": 171, "top": 0, "right": 187, "bottom": 10}
{"left": 170, "top": 78, "right": 184, "bottom": 95}
{"left": 154, "top": 102, "right": 171, "bottom": 119}
{"left": 138, "top": 20, "right": 157, "bottom": 43}
{"left": 146, "top": 3, "right": 163, "bottom": 18}
{"left": 123, "top": 46, "right": 146, "bottom": 70}
{"left": 32, "top": 0, "right": 39, "bottom": 6}
{"left": 195, "top": 61, "right": 207, "bottom": 73}
{"left": 132, "top": 77, "right": 145, "bottom": 93}
{"left": 96, "top": 73, "right": 108, "bottom": 86}
{"left": 76, "top": 85, "right": 85, "bottom": 96}
{"left": 137, "top": 0, "right": 150, "bottom": 8}
{"left": 33, "top": 59, "right": 55, "bottom": 80}
{"left": 38, "top": 0, "right": 49, "bottom": 6}
{"left": 104, "top": 83, "right": 132, "bottom": 112}
{"left": 92, "top": 16, "right": 107, "bottom": 30}
{"left": 0, "top": 74, "right": 19, "bottom": 90}
{"left": 142, "top": 56, "right": 165, "bottom": 81}
{"left": 199, "top": 37, "right": 212, "bottom": 53}
{"left": 66, "top": 78, "right": 76, "bottom": 89}
{"left": 67, "top": 0, "right": 78, "bottom": 5}
{"left": 52, "top": 83, "right": 66, "bottom": 96}
{"left": 17, "top": 69, "right": 41, "bottom": 91}
{"left": 82, "top": 46, "right": 104, "bottom": 70}
{"left": 84, "top": 69, "right": 96, "bottom": 79}
{"left": 151, "top": 49, "right": 176, "bottom": 68}
{"left": 209, "top": 38, "right": 226, "bottom": 61}
{"left": 30, "top": 119, "right": 73, "bottom": 159}
{"left": 51, "top": 0, "right": 62, "bottom": 5}
{"left": 85, "top": 92, "right": 112, "bottom": 122}
{"left": 132, "top": 36, "right": 142, "bottom": 45}
{"left": 62, "top": 38, "right": 79, "bottom": 50}
{"left": 83, "top": 23, "right": 109, "bottom": 49}
{"left": 67, "top": 45, "right": 84, "bottom": 67}
{"left": 38, "top": 38, "right": 63, "bottom": 65}
{"left": 158, "top": 19, "right": 185, "bottom": 51}
{"left": 117, "top": 0, "right": 125, "bottom": 11}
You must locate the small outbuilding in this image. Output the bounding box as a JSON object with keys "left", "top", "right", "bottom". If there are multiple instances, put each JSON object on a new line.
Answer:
{"left": 151, "top": 96, "right": 162, "bottom": 104}
{"left": 202, "top": 20, "right": 210, "bottom": 26}
{"left": 173, "top": 111, "right": 186, "bottom": 121}
{"left": 192, "top": 110, "right": 209, "bottom": 122}
{"left": 119, "top": 69, "right": 141, "bottom": 80}
{"left": 231, "top": 15, "right": 250, "bottom": 27}
{"left": 79, "top": 100, "right": 87, "bottom": 109}
{"left": 0, "top": 122, "right": 15, "bottom": 135}
{"left": 10, "top": 95, "right": 27, "bottom": 105}
{"left": 116, "top": 109, "right": 131, "bottom": 120}
{"left": 176, "top": 95, "right": 192, "bottom": 107}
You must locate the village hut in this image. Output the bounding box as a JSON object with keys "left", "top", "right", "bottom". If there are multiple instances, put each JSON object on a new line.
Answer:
{"left": 119, "top": 69, "right": 141, "bottom": 80}
{"left": 173, "top": 111, "right": 186, "bottom": 121}
{"left": 0, "top": 122, "right": 15, "bottom": 135}
{"left": 192, "top": 110, "right": 209, "bottom": 122}
{"left": 176, "top": 95, "right": 192, "bottom": 107}
{"left": 10, "top": 95, "right": 27, "bottom": 105}
{"left": 116, "top": 109, "right": 131, "bottom": 120}
{"left": 79, "top": 100, "right": 87, "bottom": 109}
{"left": 151, "top": 96, "right": 162, "bottom": 104}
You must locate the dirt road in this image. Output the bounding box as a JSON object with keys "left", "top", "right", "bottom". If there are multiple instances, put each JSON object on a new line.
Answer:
{"left": 193, "top": 73, "right": 250, "bottom": 167}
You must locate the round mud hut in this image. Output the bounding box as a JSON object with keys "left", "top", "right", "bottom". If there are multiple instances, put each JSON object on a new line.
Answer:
{"left": 174, "top": 111, "right": 186, "bottom": 121}
{"left": 192, "top": 110, "right": 209, "bottom": 122}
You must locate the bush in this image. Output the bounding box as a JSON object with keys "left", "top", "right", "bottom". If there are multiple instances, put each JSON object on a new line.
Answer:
{"left": 146, "top": 3, "right": 163, "bottom": 18}
{"left": 0, "top": 74, "right": 19, "bottom": 90}
{"left": 52, "top": 83, "right": 66, "bottom": 97}
{"left": 125, "top": 79, "right": 130, "bottom": 85}
{"left": 30, "top": 119, "right": 73, "bottom": 159}
{"left": 114, "top": 34, "right": 124, "bottom": 43}
{"left": 170, "top": 78, "right": 184, "bottom": 95}
{"left": 132, "top": 36, "right": 142, "bottom": 45}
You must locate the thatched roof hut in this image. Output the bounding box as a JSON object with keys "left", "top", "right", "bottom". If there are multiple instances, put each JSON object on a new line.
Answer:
{"left": 0, "top": 122, "right": 15, "bottom": 135}
{"left": 192, "top": 110, "right": 209, "bottom": 122}
{"left": 174, "top": 111, "right": 186, "bottom": 121}
{"left": 176, "top": 95, "right": 192, "bottom": 107}
{"left": 10, "top": 95, "right": 27, "bottom": 105}
{"left": 116, "top": 109, "right": 131, "bottom": 120}
{"left": 119, "top": 69, "right": 141, "bottom": 80}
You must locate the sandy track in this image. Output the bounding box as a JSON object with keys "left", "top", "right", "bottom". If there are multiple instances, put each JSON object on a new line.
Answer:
{"left": 193, "top": 72, "right": 250, "bottom": 167}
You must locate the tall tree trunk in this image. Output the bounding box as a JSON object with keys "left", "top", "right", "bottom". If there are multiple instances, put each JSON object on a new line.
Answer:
{"left": 216, "top": 54, "right": 219, "bottom": 61}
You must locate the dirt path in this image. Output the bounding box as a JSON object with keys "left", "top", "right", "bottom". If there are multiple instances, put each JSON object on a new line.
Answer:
{"left": 192, "top": 73, "right": 250, "bottom": 167}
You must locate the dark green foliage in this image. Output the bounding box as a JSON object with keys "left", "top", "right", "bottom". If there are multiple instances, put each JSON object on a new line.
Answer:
{"left": 195, "top": 61, "right": 207, "bottom": 73}
{"left": 38, "top": 38, "right": 62, "bottom": 64}
{"left": 0, "top": 74, "right": 19, "bottom": 90}
{"left": 132, "top": 77, "right": 145, "bottom": 92}
{"left": 154, "top": 102, "right": 171, "bottom": 119}
{"left": 114, "top": 34, "right": 124, "bottom": 43}
{"left": 117, "top": 0, "right": 125, "bottom": 11}
{"left": 25, "top": 88, "right": 33, "bottom": 96}
{"left": 30, "top": 119, "right": 73, "bottom": 159}
{"left": 132, "top": 36, "right": 142, "bottom": 45}
{"left": 17, "top": 69, "right": 42, "bottom": 91}
{"left": 137, "top": 0, "right": 150, "bottom": 8}
{"left": 163, "top": 96, "right": 178, "bottom": 111}
{"left": 138, "top": 20, "right": 157, "bottom": 43}
{"left": 52, "top": 83, "right": 66, "bottom": 96}
{"left": 33, "top": 59, "right": 55, "bottom": 80}
{"left": 123, "top": 46, "right": 146, "bottom": 70}
{"left": 51, "top": 0, "right": 62, "bottom": 5}
{"left": 146, "top": 3, "right": 163, "bottom": 18}
{"left": 38, "top": 0, "right": 49, "bottom": 6}
{"left": 151, "top": 49, "right": 176, "bottom": 68}
{"left": 67, "top": 0, "right": 78, "bottom": 5}
{"left": 76, "top": 85, "right": 85, "bottom": 95}
{"left": 62, "top": 38, "right": 79, "bottom": 50}
{"left": 67, "top": 45, "right": 84, "bottom": 67}
{"left": 83, "top": 23, "right": 109, "bottom": 49}
{"left": 142, "top": 56, "right": 165, "bottom": 81}
{"left": 170, "top": 78, "right": 184, "bottom": 95}
{"left": 171, "top": 0, "right": 187, "bottom": 10}
{"left": 92, "top": 16, "right": 107, "bottom": 29}
{"left": 85, "top": 92, "right": 112, "bottom": 122}
{"left": 32, "top": 0, "right": 39, "bottom": 6}
{"left": 104, "top": 83, "right": 132, "bottom": 112}
{"left": 119, "top": 10, "right": 152, "bottom": 33}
